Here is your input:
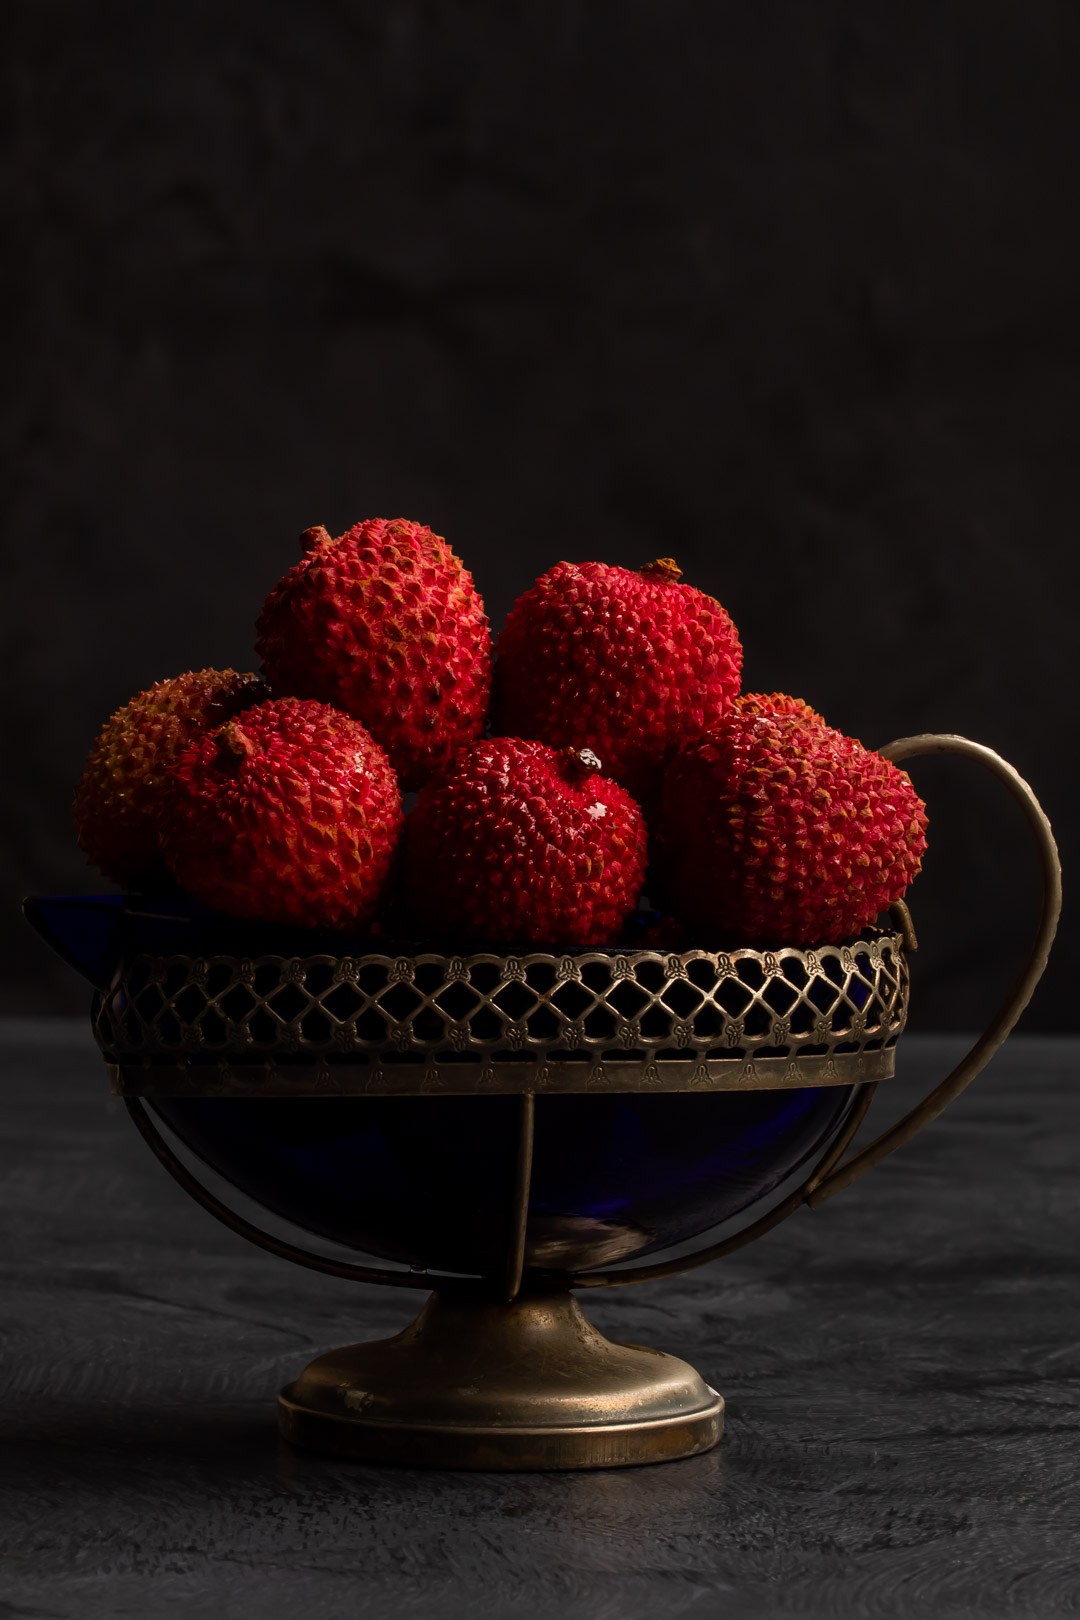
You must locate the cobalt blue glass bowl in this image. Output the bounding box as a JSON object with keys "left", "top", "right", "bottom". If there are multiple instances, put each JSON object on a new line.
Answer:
{"left": 25, "top": 894, "right": 901, "bottom": 1278}
{"left": 147, "top": 1086, "right": 858, "bottom": 1274}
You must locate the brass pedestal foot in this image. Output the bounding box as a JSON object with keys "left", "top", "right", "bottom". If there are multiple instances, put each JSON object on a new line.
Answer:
{"left": 278, "top": 1290, "right": 723, "bottom": 1470}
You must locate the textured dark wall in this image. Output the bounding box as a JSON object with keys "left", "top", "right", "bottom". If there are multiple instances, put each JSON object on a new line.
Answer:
{"left": 2, "top": 1, "right": 1075, "bottom": 1025}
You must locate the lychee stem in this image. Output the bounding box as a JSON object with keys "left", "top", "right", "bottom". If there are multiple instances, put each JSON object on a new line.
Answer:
{"left": 215, "top": 722, "right": 257, "bottom": 761}
{"left": 299, "top": 524, "right": 333, "bottom": 554}
{"left": 562, "top": 746, "right": 602, "bottom": 781}
{"left": 640, "top": 557, "right": 682, "bottom": 583}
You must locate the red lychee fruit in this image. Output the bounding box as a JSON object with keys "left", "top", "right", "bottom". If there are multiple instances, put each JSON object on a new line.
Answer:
{"left": 256, "top": 518, "right": 491, "bottom": 790}
{"left": 160, "top": 698, "right": 402, "bottom": 930}
{"left": 733, "top": 691, "right": 823, "bottom": 724}
{"left": 492, "top": 558, "right": 742, "bottom": 810}
{"left": 74, "top": 668, "right": 265, "bottom": 888}
{"left": 400, "top": 739, "right": 648, "bottom": 946}
{"left": 659, "top": 712, "right": 928, "bottom": 945}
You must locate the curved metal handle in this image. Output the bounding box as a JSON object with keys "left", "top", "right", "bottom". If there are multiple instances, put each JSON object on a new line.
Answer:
{"left": 805, "top": 734, "right": 1062, "bottom": 1207}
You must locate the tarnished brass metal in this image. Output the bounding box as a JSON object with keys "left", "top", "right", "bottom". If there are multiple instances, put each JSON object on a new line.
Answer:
{"left": 111, "top": 1048, "right": 896, "bottom": 1096}
{"left": 99, "top": 928, "right": 908, "bottom": 1097}
{"left": 278, "top": 1289, "right": 723, "bottom": 1469}
{"left": 806, "top": 735, "right": 1062, "bottom": 1206}
{"left": 573, "top": 733, "right": 1062, "bottom": 1287}
{"left": 503, "top": 1093, "right": 535, "bottom": 1303}
{"left": 888, "top": 898, "right": 918, "bottom": 953}
{"left": 106, "top": 732, "right": 1058, "bottom": 1470}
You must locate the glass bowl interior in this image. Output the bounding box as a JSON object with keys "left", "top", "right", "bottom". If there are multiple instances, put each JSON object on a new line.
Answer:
{"left": 151, "top": 1086, "right": 859, "bottom": 1276}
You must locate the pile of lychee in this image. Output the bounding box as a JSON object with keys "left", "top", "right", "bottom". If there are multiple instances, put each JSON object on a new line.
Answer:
{"left": 73, "top": 518, "right": 928, "bottom": 950}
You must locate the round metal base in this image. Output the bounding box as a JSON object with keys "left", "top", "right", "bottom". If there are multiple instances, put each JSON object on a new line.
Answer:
{"left": 278, "top": 1290, "right": 723, "bottom": 1470}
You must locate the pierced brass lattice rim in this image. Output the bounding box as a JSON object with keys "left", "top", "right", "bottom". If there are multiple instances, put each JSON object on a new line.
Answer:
{"left": 99, "top": 927, "right": 909, "bottom": 1097}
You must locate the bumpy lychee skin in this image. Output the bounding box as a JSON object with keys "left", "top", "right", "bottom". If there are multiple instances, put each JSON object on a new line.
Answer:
{"left": 256, "top": 518, "right": 491, "bottom": 790}
{"left": 74, "top": 669, "right": 265, "bottom": 887}
{"left": 161, "top": 698, "right": 402, "bottom": 931}
{"left": 492, "top": 558, "right": 742, "bottom": 810}
{"left": 733, "top": 691, "right": 823, "bottom": 724}
{"left": 660, "top": 712, "right": 928, "bottom": 945}
{"left": 400, "top": 739, "right": 648, "bottom": 946}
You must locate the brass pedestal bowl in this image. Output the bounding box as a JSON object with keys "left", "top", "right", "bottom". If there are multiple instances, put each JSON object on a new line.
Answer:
{"left": 26, "top": 735, "right": 1060, "bottom": 1470}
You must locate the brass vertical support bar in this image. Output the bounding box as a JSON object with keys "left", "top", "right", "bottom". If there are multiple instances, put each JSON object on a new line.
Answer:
{"left": 503, "top": 1091, "right": 535, "bottom": 1302}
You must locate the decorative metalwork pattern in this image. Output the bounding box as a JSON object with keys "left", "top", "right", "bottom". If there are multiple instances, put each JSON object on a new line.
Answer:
{"left": 98, "top": 929, "right": 908, "bottom": 1096}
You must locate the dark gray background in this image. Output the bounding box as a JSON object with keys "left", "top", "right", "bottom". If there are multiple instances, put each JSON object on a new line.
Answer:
{"left": 2, "top": 1, "right": 1074, "bottom": 1025}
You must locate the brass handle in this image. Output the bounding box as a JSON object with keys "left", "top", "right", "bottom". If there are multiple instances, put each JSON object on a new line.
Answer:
{"left": 805, "top": 734, "right": 1062, "bottom": 1208}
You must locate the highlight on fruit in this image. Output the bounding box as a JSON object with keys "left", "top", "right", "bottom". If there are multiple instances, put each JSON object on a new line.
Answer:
{"left": 72, "top": 522, "right": 927, "bottom": 948}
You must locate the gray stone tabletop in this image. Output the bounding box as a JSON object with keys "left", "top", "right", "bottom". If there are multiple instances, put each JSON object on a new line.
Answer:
{"left": 1, "top": 1020, "right": 1078, "bottom": 1619}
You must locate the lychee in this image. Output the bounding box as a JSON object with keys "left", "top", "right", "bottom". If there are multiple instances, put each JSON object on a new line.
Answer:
{"left": 399, "top": 738, "right": 648, "bottom": 946}
{"left": 256, "top": 518, "right": 491, "bottom": 790}
{"left": 492, "top": 558, "right": 742, "bottom": 810}
{"left": 74, "top": 668, "right": 265, "bottom": 888}
{"left": 659, "top": 711, "right": 928, "bottom": 945}
{"left": 733, "top": 691, "right": 823, "bottom": 724}
{"left": 160, "top": 698, "right": 402, "bottom": 930}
